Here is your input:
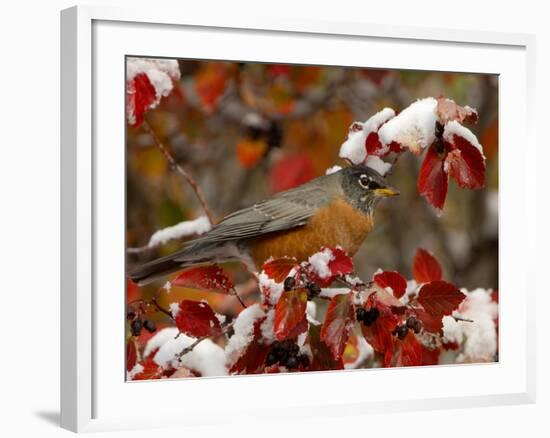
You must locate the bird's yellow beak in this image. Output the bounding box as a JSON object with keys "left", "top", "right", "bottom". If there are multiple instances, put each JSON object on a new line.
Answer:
{"left": 374, "top": 187, "right": 400, "bottom": 197}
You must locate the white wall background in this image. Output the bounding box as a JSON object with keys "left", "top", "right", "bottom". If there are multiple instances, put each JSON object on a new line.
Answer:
{"left": 0, "top": 0, "right": 547, "bottom": 437}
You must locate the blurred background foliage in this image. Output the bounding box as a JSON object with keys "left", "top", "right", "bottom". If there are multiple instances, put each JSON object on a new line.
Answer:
{"left": 127, "top": 60, "right": 498, "bottom": 320}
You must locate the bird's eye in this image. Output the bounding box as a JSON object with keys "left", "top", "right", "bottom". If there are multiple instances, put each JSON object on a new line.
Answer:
{"left": 358, "top": 174, "right": 382, "bottom": 190}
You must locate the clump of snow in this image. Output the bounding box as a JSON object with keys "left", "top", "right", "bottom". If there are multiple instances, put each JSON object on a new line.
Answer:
{"left": 378, "top": 97, "right": 438, "bottom": 154}
{"left": 260, "top": 308, "right": 275, "bottom": 343}
{"left": 442, "top": 288, "right": 498, "bottom": 362}
{"left": 442, "top": 316, "right": 463, "bottom": 344}
{"left": 344, "top": 335, "right": 374, "bottom": 369}
{"left": 443, "top": 120, "right": 485, "bottom": 157}
{"left": 326, "top": 165, "right": 343, "bottom": 175}
{"left": 144, "top": 327, "right": 227, "bottom": 376}
{"left": 127, "top": 363, "right": 144, "bottom": 380}
{"left": 127, "top": 58, "right": 180, "bottom": 100}
{"left": 126, "top": 58, "right": 181, "bottom": 124}
{"left": 339, "top": 108, "right": 395, "bottom": 164}
{"left": 308, "top": 248, "right": 335, "bottom": 279}
{"left": 306, "top": 301, "right": 320, "bottom": 325}
{"left": 169, "top": 302, "right": 180, "bottom": 318}
{"left": 225, "top": 304, "right": 266, "bottom": 365}
{"left": 147, "top": 216, "right": 211, "bottom": 248}
{"left": 258, "top": 271, "right": 286, "bottom": 306}
{"left": 365, "top": 156, "right": 392, "bottom": 176}
{"left": 319, "top": 288, "right": 350, "bottom": 299}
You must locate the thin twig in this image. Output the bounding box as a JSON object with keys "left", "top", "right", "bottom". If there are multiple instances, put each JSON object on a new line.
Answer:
{"left": 151, "top": 298, "right": 174, "bottom": 320}
{"left": 231, "top": 288, "right": 247, "bottom": 309}
{"left": 453, "top": 315, "right": 474, "bottom": 323}
{"left": 142, "top": 119, "right": 215, "bottom": 225}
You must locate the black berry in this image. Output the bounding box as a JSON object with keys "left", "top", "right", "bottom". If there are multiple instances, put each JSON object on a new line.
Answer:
{"left": 395, "top": 324, "right": 409, "bottom": 340}
{"left": 413, "top": 320, "right": 422, "bottom": 334}
{"left": 289, "top": 343, "right": 299, "bottom": 354}
{"left": 298, "top": 354, "right": 310, "bottom": 368}
{"left": 271, "top": 340, "right": 281, "bottom": 352}
{"left": 406, "top": 316, "right": 417, "bottom": 329}
{"left": 356, "top": 307, "right": 367, "bottom": 322}
{"left": 143, "top": 319, "right": 157, "bottom": 333}
{"left": 266, "top": 352, "right": 278, "bottom": 366}
{"left": 363, "top": 308, "right": 380, "bottom": 326}
{"left": 130, "top": 319, "right": 143, "bottom": 336}
{"left": 126, "top": 311, "right": 136, "bottom": 320}
{"left": 284, "top": 277, "right": 296, "bottom": 291}
{"left": 278, "top": 350, "right": 289, "bottom": 364}
{"left": 306, "top": 282, "right": 322, "bottom": 299}
{"left": 286, "top": 356, "right": 299, "bottom": 369}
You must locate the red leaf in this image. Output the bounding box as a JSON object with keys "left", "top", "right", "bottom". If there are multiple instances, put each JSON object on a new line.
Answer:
{"left": 131, "top": 356, "right": 163, "bottom": 381}
{"left": 127, "top": 338, "right": 138, "bottom": 372}
{"left": 386, "top": 333, "right": 422, "bottom": 367}
{"left": 413, "top": 248, "right": 443, "bottom": 283}
{"left": 328, "top": 247, "right": 354, "bottom": 277}
{"left": 360, "top": 293, "right": 399, "bottom": 354}
{"left": 172, "top": 265, "right": 234, "bottom": 294}
{"left": 126, "top": 278, "right": 141, "bottom": 303}
{"left": 308, "top": 324, "right": 344, "bottom": 371}
{"left": 374, "top": 271, "right": 407, "bottom": 299}
{"left": 417, "top": 281, "right": 465, "bottom": 317}
{"left": 127, "top": 73, "right": 156, "bottom": 127}
{"left": 421, "top": 345, "right": 441, "bottom": 365}
{"left": 268, "top": 153, "right": 316, "bottom": 193}
{"left": 262, "top": 257, "right": 298, "bottom": 283}
{"left": 365, "top": 132, "right": 386, "bottom": 156}
{"left": 418, "top": 144, "right": 448, "bottom": 211}
{"left": 445, "top": 136, "right": 485, "bottom": 189}
{"left": 413, "top": 307, "right": 443, "bottom": 333}
{"left": 274, "top": 288, "right": 308, "bottom": 340}
{"left": 173, "top": 300, "right": 221, "bottom": 338}
{"left": 308, "top": 247, "right": 354, "bottom": 287}
{"left": 321, "top": 293, "right": 355, "bottom": 360}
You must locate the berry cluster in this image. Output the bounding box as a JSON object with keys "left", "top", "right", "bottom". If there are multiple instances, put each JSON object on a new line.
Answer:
{"left": 266, "top": 340, "right": 310, "bottom": 370}
{"left": 283, "top": 276, "right": 322, "bottom": 300}
{"left": 392, "top": 316, "right": 422, "bottom": 340}
{"left": 127, "top": 311, "right": 157, "bottom": 337}
{"left": 356, "top": 307, "right": 380, "bottom": 326}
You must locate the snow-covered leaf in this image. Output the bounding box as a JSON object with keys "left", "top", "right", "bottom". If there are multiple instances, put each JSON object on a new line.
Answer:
{"left": 373, "top": 270, "right": 407, "bottom": 299}
{"left": 274, "top": 288, "right": 308, "bottom": 340}
{"left": 436, "top": 97, "right": 479, "bottom": 125}
{"left": 320, "top": 293, "right": 355, "bottom": 360}
{"left": 262, "top": 257, "right": 298, "bottom": 283}
{"left": 172, "top": 300, "right": 222, "bottom": 338}
{"left": 307, "top": 247, "right": 354, "bottom": 287}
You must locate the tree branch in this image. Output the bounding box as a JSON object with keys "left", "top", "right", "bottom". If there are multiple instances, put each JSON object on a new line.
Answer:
{"left": 142, "top": 119, "right": 215, "bottom": 225}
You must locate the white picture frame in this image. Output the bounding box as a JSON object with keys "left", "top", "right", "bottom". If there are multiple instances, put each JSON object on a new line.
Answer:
{"left": 60, "top": 5, "right": 536, "bottom": 433}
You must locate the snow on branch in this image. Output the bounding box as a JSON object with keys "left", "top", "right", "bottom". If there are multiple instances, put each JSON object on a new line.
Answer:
{"left": 128, "top": 216, "right": 211, "bottom": 253}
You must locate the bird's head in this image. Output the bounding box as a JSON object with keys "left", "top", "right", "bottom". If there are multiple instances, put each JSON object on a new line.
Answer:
{"left": 340, "top": 164, "right": 399, "bottom": 214}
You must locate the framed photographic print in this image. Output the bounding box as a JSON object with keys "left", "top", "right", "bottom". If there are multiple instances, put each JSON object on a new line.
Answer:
{"left": 61, "top": 5, "right": 536, "bottom": 433}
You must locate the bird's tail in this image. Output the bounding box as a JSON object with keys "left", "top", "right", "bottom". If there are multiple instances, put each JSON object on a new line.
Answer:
{"left": 128, "top": 242, "right": 241, "bottom": 286}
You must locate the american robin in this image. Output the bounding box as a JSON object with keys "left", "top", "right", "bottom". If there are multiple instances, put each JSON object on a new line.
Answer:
{"left": 130, "top": 164, "right": 399, "bottom": 285}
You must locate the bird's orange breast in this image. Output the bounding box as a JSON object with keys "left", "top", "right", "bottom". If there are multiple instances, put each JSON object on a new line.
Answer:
{"left": 249, "top": 198, "right": 374, "bottom": 267}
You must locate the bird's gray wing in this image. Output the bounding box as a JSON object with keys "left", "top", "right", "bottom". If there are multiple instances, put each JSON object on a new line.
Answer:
{"left": 184, "top": 183, "right": 331, "bottom": 249}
